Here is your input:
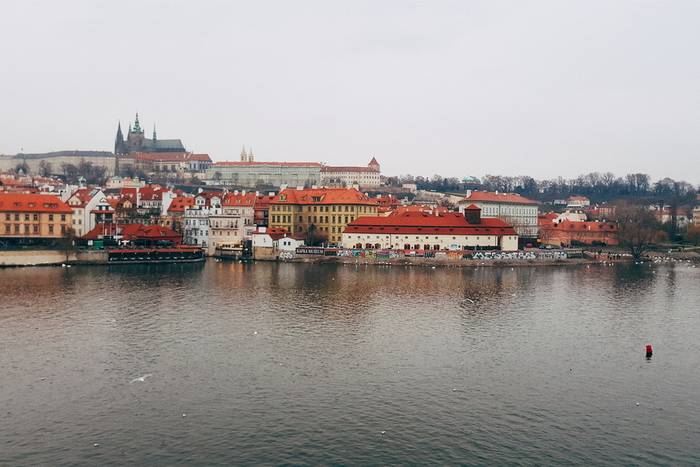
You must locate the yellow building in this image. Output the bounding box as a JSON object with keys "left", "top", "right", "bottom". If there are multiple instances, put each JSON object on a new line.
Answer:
{"left": 0, "top": 193, "right": 73, "bottom": 241}
{"left": 269, "top": 188, "right": 378, "bottom": 244}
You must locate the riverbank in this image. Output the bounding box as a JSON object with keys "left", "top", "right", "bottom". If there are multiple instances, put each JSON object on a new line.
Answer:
{"left": 255, "top": 254, "right": 628, "bottom": 269}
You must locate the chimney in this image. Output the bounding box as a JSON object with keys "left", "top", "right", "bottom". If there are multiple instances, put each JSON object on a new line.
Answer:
{"left": 464, "top": 204, "right": 481, "bottom": 224}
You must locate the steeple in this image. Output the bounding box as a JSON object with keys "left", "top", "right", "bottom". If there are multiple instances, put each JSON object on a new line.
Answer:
{"left": 115, "top": 121, "right": 125, "bottom": 154}
{"left": 240, "top": 145, "right": 247, "bottom": 162}
{"left": 152, "top": 124, "right": 157, "bottom": 141}
{"left": 133, "top": 112, "right": 142, "bottom": 133}
{"left": 248, "top": 146, "right": 254, "bottom": 162}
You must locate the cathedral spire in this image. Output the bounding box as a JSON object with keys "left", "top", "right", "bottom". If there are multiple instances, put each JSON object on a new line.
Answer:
{"left": 248, "top": 146, "right": 254, "bottom": 162}
{"left": 153, "top": 124, "right": 157, "bottom": 141}
{"left": 115, "top": 121, "right": 125, "bottom": 155}
{"left": 240, "top": 145, "right": 247, "bottom": 162}
{"left": 133, "top": 112, "right": 142, "bottom": 133}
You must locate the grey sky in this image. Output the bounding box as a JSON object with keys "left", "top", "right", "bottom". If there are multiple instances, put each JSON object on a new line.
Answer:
{"left": 1, "top": 0, "right": 698, "bottom": 182}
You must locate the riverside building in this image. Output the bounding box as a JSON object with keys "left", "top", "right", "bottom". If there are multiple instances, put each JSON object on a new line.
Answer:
{"left": 0, "top": 193, "right": 73, "bottom": 244}
{"left": 269, "top": 188, "right": 379, "bottom": 244}
{"left": 342, "top": 205, "right": 518, "bottom": 251}
{"left": 458, "top": 191, "right": 539, "bottom": 245}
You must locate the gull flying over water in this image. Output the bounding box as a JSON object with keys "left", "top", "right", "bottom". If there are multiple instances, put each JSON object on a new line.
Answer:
{"left": 130, "top": 374, "right": 152, "bottom": 383}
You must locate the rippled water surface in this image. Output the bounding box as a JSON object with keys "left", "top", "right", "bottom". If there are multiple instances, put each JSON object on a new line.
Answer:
{"left": 1, "top": 261, "right": 699, "bottom": 465}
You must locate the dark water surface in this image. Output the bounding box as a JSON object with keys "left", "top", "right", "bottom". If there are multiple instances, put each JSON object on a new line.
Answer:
{"left": 1, "top": 261, "right": 699, "bottom": 466}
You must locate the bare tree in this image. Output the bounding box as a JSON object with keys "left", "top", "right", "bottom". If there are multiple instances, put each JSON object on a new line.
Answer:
{"left": 615, "top": 202, "right": 664, "bottom": 260}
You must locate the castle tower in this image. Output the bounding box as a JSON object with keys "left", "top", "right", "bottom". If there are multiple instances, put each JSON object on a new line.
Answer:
{"left": 114, "top": 122, "right": 125, "bottom": 155}
{"left": 368, "top": 156, "right": 380, "bottom": 172}
{"left": 127, "top": 113, "right": 145, "bottom": 150}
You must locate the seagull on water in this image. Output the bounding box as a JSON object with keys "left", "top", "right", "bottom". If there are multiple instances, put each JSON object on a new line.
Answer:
{"left": 130, "top": 374, "right": 152, "bottom": 383}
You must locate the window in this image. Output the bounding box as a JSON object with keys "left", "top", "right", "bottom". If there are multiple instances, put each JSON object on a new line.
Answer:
{"left": 24, "top": 224, "right": 29, "bottom": 234}
{"left": 49, "top": 214, "right": 54, "bottom": 221}
{"left": 4, "top": 213, "right": 9, "bottom": 221}
{"left": 14, "top": 224, "right": 19, "bottom": 233}
{"left": 33, "top": 214, "right": 38, "bottom": 221}
{"left": 61, "top": 214, "right": 66, "bottom": 221}
{"left": 4, "top": 225, "right": 9, "bottom": 233}
{"left": 24, "top": 214, "right": 30, "bottom": 221}
{"left": 14, "top": 213, "right": 19, "bottom": 221}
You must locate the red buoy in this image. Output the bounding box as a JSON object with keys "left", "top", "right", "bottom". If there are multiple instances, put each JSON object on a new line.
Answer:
{"left": 645, "top": 344, "right": 653, "bottom": 358}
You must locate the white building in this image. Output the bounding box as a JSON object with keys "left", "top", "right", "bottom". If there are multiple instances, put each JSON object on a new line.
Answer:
{"left": 207, "top": 200, "right": 255, "bottom": 255}
{"left": 66, "top": 187, "right": 107, "bottom": 237}
{"left": 458, "top": 191, "right": 539, "bottom": 241}
{"left": 320, "top": 157, "right": 381, "bottom": 188}
{"left": 567, "top": 196, "right": 591, "bottom": 209}
{"left": 342, "top": 206, "right": 519, "bottom": 251}
{"left": 183, "top": 206, "right": 213, "bottom": 247}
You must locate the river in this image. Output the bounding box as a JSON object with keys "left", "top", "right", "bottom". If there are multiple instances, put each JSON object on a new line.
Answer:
{"left": 1, "top": 261, "right": 699, "bottom": 465}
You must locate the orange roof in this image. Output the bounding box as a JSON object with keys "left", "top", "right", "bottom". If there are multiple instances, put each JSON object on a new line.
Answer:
{"left": 223, "top": 192, "right": 256, "bottom": 207}
{"left": 463, "top": 191, "right": 538, "bottom": 205}
{"left": 389, "top": 205, "right": 449, "bottom": 216}
{"left": 68, "top": 188, "right": 98, "bottom": 207}
{"left": 271, "top": 188, "right": 377, "bottom": 205}
{"left": 253, "top": 227, "right": 292, "bottom": 241}
{"left": 82, "top": 223, "right": 182, "bottom": 241}
{"left": 321, "top": 165, "right": 378, "bottom": 173}
{"left": 168, "top": 196, "right": 196, "bottom": 213}
{"left": 345, "top": 211, "right": 517, "bottom": 236}
{"left": 0, "top": 193, "right": 72, "bottom": 214}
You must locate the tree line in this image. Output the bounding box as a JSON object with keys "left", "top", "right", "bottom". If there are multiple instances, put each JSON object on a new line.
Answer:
{"left": 386, "top": 172, "right": 697, "bottom": 204}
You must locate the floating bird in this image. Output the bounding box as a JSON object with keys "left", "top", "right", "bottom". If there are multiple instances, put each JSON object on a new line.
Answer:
{"left": 130, "top": 374, "right": 152, "bottom": 383}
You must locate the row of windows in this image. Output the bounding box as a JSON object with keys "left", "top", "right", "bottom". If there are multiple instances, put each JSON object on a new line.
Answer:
{"left": 2, "top": 224, "right": 68, "bottom": 234}
{"left": 271, "top": 215, "right": 356, "bottom": 224}
{"left": 272, "top": 205, "right": 375, "bottom": 214}
{"left": 347, "top": 234, "right": 496, "bottom": 241}
{"left": 4, "top": 213, "right": 67, "bottom": 222}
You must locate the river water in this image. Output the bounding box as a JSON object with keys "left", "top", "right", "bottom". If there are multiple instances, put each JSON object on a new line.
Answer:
{"left": 1, "top": 261, "right": 699, "bottom": 465}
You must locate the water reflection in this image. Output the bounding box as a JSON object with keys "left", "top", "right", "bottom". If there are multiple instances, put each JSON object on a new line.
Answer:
{"left": 1, "top": 261, "right": 699, "bottom": 465}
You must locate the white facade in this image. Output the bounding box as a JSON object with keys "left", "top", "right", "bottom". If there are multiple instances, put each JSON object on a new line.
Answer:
{"left": 459, "top": 199, "right": 538, "bottom": 239}
{"left": 207, "top": 205, "right": 255, "bottom": 255}
{"left": 183, "top": 206, "right": 212, "bottom": 247}
{"left": 320, "top": 168, "right": 380, "bottom": 187}
{"left": 341, "top": 232, "right": 518, "bottom": 252}
{"left": 66, "top": 188, "right": 106, "bottom": 237}
{"left": 277, "top": 237, "right": 305, "bottom": 251}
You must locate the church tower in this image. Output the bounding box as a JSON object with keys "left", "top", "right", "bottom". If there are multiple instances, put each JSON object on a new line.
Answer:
{"left": 248, "top": 146, "right": 254, "bottom": 162}
{"left": 127, "top": 112, "right": 145, "bottom": 151}
{"left": 114, "top": 122, "right": 125, "bottom": 155}
{"left": 240, "top": 146, "right": 247, "bottom": 162}
{"left": 368, "top": 156, "right": 380, "bottom": 172}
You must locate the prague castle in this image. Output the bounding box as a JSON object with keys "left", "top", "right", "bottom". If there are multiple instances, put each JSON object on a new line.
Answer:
{"left": 114, "top": 113, "right": 186, "bottom": 155}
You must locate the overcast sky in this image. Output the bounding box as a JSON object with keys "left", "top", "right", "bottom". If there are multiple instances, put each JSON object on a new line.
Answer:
{"left": 1, "top": 0, "right": 698, "bottom": 182}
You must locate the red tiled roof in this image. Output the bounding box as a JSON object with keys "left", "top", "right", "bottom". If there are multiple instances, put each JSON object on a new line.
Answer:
{"left": 345, "top": 211, "right": 517, "bottom": 236}
{"left": 0, "top": 193, "right": 72, "bottom": 214}
{"left": 321, "top": 165, "right": 378, "bottom": 173}
{"left": 223, "top": 192, "right": 256, "bottom": 207}
{"left": 389, "top": 205, "right": 449, "bottom": 216}
{"left": 271, "top": 188, "right": 377, "bottom": 205}
{"left": 253, "top": 227, "right": 291, "bottom": 241}
{"left": 213, "top": 161, "right": 322, "bottom": 168}
{"left": 68, "top": 188, "right": 98, "bottom": 207}
{"left": 138, "top": 185, "right": 164, "bottom": 201}
{"left": 168, "top": 196, "right": 196, "bottom": 213}
{"left": 462, "top": 191, "right": 538, "bottom": 205}
{"left": 82, "top": 223, "right": 181, "bottom": 241}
